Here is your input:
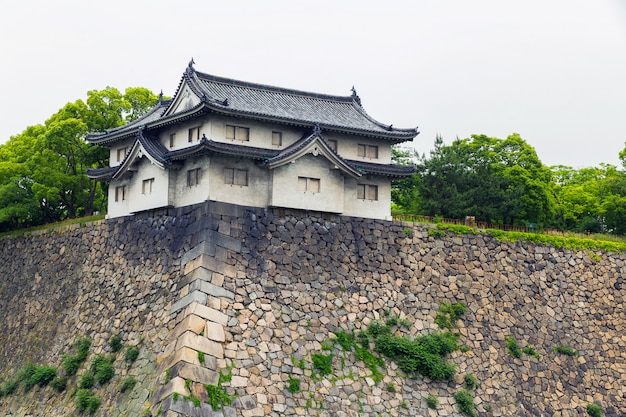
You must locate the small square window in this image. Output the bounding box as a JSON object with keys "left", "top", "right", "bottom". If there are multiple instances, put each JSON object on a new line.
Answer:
{"left": 272, "top": 131, "right": 282, "bottom": 146}
{"left": 226, "top": 125, "right": 249, "bottom": 141}
{"left": 116, "top": 147, "right": 128, "bottom": 162}
{"left": 358, "top": 184, "right": 378, "bottom": 200}
{"left": 142, "top": 178, "right": 154, "bottom": 194}
{"left": 188, "top": 127, "right": 200, "bottom": 142}
{"left": 187, "top": 168, "right": 201, "bottom": 187}
{"left": 115, "top": 185, "right": 126, "bottom": 202}
{"left": 358, "top": 144, "right": 378, "bottom": 159}
{"left": 298, "top": 177, "right": 320, "bottom": 193}
{"left": 224, "top": 168, "right": 248, "bottom": 186}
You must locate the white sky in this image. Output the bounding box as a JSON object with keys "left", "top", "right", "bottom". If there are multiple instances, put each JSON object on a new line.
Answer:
{"left": 1, "top": 0, "right": 625, "bottom": 168}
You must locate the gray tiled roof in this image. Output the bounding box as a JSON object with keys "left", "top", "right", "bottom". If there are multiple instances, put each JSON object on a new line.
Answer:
{"left": 348, "top": 160, "right": 416, "bottom": 178}
{"left": 86, "top": 63, "right": 418, "bottom": 146}
{"left": 190, "top": 70, "right": 418, "bottom": 140}
{"left": 86, "top": 99, "right": 172, "bottom": 144}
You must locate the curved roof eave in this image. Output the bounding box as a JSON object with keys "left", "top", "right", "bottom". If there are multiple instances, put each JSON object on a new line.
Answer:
{"left": 267, "top": 130, "right": 362, "bottom": 179}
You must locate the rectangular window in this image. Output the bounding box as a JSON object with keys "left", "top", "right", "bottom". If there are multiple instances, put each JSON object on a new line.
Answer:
{"left": 358, "top": 144, "right": 378, "bottom": 159}
{"left": 114, "top": 185, "right": 126, "bottom": 202}
{"left": 142, "top": 178, "right": 154, "bottom": 195}
{"left": 327, "top": 139, "right": 337, "bottom": 152}
{"left": 187, "top": 168, "right": 201, "bottom": 187}
{"left": 169, "top": 133, "right": 176, "bottom": 148}
{"left": 116, "top": 147, "right": 128, "bottom": 162}
{"left": 272, "top": 131, "right": 282, "bottom": 146}
{"left": 358, "top": 184, "right": 378, "bottom": 201}
{"left": 298, "top": 177, "right": 321, "bottom": 193}
{"left": 223, "top": 168, "right": 248, "bottom": 186}
{"left": 188, "top": 127, "right": 200, "bottom": 143}
{"left": 226, "top": 125, "right": 250, "bottom": 141}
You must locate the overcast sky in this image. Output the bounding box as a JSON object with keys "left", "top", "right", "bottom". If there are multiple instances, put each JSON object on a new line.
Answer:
{"left": 1, "top": 0, "right": 625, "bottom": 168}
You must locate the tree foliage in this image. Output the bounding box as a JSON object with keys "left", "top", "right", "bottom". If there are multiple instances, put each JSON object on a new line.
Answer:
{"left": 0, "top": 87, "right": 159, "bottom": 232}
{"left": 393, "top": 135, "right": 626, "bottom": 235}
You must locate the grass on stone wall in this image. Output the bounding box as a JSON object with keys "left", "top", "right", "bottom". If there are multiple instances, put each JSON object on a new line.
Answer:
{"left": 432, "top": 222, "right": 626, "bottom": 253}
{"left": 0, "top": 214, "right": 105, "bottom": 239}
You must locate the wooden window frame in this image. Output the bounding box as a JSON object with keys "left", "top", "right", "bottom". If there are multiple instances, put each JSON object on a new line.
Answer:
{"left": 116, "top": 147, "right": 128, "bottom": 162}
{"left": 223, "top": 168, "right": 249, "bottom": 186}
{"left": 357, "top": 184, "right": 378, "bottom": 201}
{"left": 187, "top": 168, "right": 201, "bottom": 187}
{"left": 272, "top": 131, "right": 282, "bottom": 146}
{"left": 226, "top": 124, "right": 250, "bottom": 141}
{"left": 188, "top": 127, "right": 200, "bottom": 143}
{"left": 142, "top": 178, "right": 154, "bottom": 195}
{"left": 298, "top": 177, "right": 321, "bottom": 193}
{"left": 358, "top": 144, "right": 378, "bottom": 159}
{"left": 114, "top": 185, "right": 126, "bottom": 202}
{"left": 169, "top": 133, "right": 176, "bottom": 148}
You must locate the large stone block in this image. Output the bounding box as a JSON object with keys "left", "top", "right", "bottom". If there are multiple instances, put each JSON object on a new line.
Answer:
{"left": 171, "top": 291, "right": 208, "bottom": 315}
{"left": 159, "top": 346, "right": 201, "bottom": 372}
{"left": 172, "top": 314, "right": 207, "bottom": 340}
{"left": 184, "top": 253, "right": 237, "bottom": 278}
{"left": 189, "top": 279, "right": 235, "bottom": 300}
{"left": 176, "top": 331, "right": 224, "bottom": 359}
{"left": 176, "top": 267, "right": 212, "bottom": 291}
{"left": 152, "top": 377, "right": 188, "bottom": 403}
{"left": 169, "top": 361, "right": 220, "bottom": 386}
{"left": 205, "top": 320, "right": 226, "bottom": 342}
{"left": 180, "top": 241, "right": 216, "bottom": 268}
{"left": 181, "top": 301, "right": 229, "bottom": 326}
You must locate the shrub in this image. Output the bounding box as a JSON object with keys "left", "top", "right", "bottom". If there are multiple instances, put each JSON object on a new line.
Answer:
{"left": 61, "top": 354, "right": 83, "bottom": 376}
{"left": 553, "top": 345, "right": 578, "bottom": 356}
{"left": 435, "top": 302, "right": 467, "bottom": 330}
{"left": 90, "top": 354, "right": 115, "bottom": 385}
{"left": 61, "top": 336, "right": 91, "bottom": 376}
{"left": 586, "top": 403, "right": 602, "bottom": 417}
{"left": 109, "top": 335, "right": 123, "bottom": 353}
{"left": 333, "top": 330, "right": 355, "bottom": 351}
{"left": 75, "top": 389, "right": 101, "bottom": 414}
{"left": 286, "top": 376, "right": 300, "bottom": 393}
{"left": 426, "top": 394, "right": 438, "bottom": 409}
{"left": 120, "top": 376, "right": 137, "bottom": 393}
{"left": 373, "top": 331, "right": 459, "bottom": 380}
{"left": 50, "top": 376, "right": 67, "bottom": 392}
{"left": 125, "top": 346, "right": 140, "bottom": 363}
{"left": 455, "top": 388, "right": 477, "bottom": 416}
{"left": 0, "top": 379, "right": 18, "bottom": 396}
{"left": 464, "top": 373, "right": 478, "bottom": 389}
{"left": 79, "top": 373, "right": 94, "bottom": 389}
{"left": 522, "top": 345, "right": 541, "bottom": 359}
{"left": 506, "top": 336, "right": 522, "bottom": 358}
{"left": 204, "top": 384, "right": 232, "bottom": 410}
{"left": 30, "top": 365, "right": 57, "bottom": 388}
{"left": 198, "top": 351, "right": 205, "bottom": 364}
{"left": 311, "top": 353, "right": 333, "bottom": 377}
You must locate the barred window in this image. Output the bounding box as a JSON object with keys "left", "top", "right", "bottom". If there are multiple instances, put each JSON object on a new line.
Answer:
{"left": 357, "top": 144, "right": 378, "bottom": 159}
{"left": 298, "top": 177, "right": 321, "bottom": 193}
{"left": 187, "top": 168, "right": 201, "bottom": 187}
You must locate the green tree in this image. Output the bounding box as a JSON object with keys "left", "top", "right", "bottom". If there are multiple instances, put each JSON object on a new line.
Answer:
{"left": 411, "top": 134, "right": 554, "bottom": 226}
{"left": 0, "top": 86, "right": 160, "bottom": 231}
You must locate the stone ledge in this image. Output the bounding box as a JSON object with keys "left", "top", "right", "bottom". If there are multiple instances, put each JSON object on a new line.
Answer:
{"left": 179, "top": 302, "right": 228, "bottom": 326}
{"left": 176, "top": 331, "right": 224, "bottom": 359}
{"left": 184, "top": 254, "right": 237, "bottom": 278}
{"left": 176, "top": 267, "right": 212, "bottom": 291}
{"left": 171, "top": 291, "right": 208, "bottom": 315}
{"left": 169, "top": 360, "right": 220, "bottom": 386}
{"left": 189, "top": 279, "right": 235, "bottom": 300}
{"left": 171, "top": 314, "right": 207, "bottom": 340}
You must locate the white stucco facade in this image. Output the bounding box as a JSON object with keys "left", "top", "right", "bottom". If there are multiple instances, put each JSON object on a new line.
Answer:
{"left": 87, "top": 63, "right": 417, "bottom": 220}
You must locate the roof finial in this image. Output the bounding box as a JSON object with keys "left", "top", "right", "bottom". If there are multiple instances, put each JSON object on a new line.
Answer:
{"left": 351, "top": 86, "right": 362, "bottom": 105}
{"left": 188, "top": 58, "right": 195, "bottom": 69}
{"left": 313, "top": 124, "right": 322, "bottom": 135}
{"left": 158, "top": 90, "right": 164, "bottom": 101}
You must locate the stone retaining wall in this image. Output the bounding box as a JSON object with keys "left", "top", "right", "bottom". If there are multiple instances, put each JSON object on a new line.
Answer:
{"left": 1, "top": 201, "right": 625, "bottom": 416}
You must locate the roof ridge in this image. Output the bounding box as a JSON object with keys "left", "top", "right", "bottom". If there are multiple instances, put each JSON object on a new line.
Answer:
{"left": 194, "top": 70, "right": 354, "bottom": 103}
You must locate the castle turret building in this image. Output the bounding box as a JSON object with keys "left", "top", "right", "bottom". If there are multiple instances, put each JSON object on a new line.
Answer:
{"left": 87, "top": 61, "right": 418, "bottom": 219}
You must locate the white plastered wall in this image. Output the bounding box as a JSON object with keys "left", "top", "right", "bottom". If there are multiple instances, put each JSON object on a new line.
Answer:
{"left": 270, "top": 154, "right": 345, "bottom": 213}
{"left": 174, "top": 157, "right": 211, "bottom": 208}
{"left": 343, "top": 176, "right": 391, "bottom": 220}
{"left": 127, "top": 159, "right": 170, "bottom": 213}
{"left": 208, "top": 156, "right": 271, "bottom": 208}
{"left": 324, "top": 132, "right": 392, "bottom": 164}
